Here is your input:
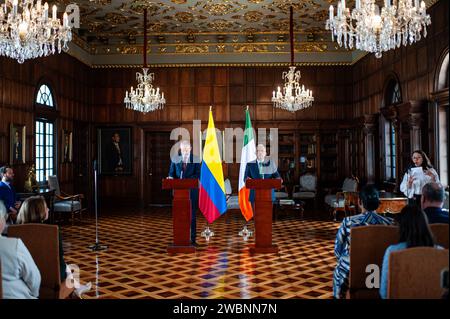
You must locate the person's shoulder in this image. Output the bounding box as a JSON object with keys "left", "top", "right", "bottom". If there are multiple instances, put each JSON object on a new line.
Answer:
{"left": 386, "top": 242, "right": 407, "bottom": 253}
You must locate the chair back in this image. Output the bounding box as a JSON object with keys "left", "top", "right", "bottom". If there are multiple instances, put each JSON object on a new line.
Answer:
{"left": 7, "top": 224, "right": 61, "bottom": 299}
{"left": 349, "top": 225, "right": 399, "bottom": 297}
{"left": 299, "top": 173, "right": 317, "bottom": 191}
{"left": 224, "top": 179, "right": 232, "bottom": 196}
{"left": 429, "top": 223, "right": 449, "bottom": 249}
{"left": 388, "top": 247, "right": 449, "bottom": 299}
{"left": 343, "top": 177, "right": 358, "bottom": 192}
{"left": 47, "top": 176, "right": 61, "bottom": 196}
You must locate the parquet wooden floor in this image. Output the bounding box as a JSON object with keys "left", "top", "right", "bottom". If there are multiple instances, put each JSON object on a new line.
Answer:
{"left": 60, "top": 208, "right": 340, "bottom": 299}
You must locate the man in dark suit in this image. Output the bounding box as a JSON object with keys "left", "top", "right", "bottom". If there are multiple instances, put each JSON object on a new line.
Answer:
{"left": 0, "top": 165, "right": 21, "bottom": 224}
{"left": 421, "top": 182, "right": 448, "bottom": 224}
{"left": 244, "top": 144, "right": 281, "bottom": 203}
{"left": 168, "top": 140, "right": 201, "bottom": 245}
{"left": 108, "top": 132, "right": 124, "bottom": 172}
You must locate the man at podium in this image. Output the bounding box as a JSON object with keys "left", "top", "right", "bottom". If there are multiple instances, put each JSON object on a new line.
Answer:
{"left": 244, "top": 144, "right": 281, "bottom": 203}
{"left": 168, "top": 140, "right": 201, "bottom": 245}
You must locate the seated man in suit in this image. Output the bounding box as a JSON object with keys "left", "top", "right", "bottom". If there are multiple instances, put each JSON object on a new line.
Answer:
{"left": 167, "top": 140, "right": 201, "bottom": 245}
{"left": 0, "top": 165, "right": 21, "bottom": 225}
{"left": 421, "top": 182, "right": 448, "bottom": 224}
{"left": 244, "top": 144, "right": 281, "bottom": 203}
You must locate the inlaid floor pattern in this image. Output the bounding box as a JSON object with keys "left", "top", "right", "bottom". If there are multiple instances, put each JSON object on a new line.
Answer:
{"left": 61, "top": 208, "right": 340, "bottom": 299}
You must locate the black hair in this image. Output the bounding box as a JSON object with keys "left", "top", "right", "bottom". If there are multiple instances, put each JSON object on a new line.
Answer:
{"left": 0, "top": 165, "right": 12, "bottom": 178}
{"left": 398, "top": 204, "right": 435, "bottom": 248}
{"left": 422, "top": 182, "right": 445, "bottom": 203}
{"left": 359, "top": 184, "right": 380, "bottom": 211}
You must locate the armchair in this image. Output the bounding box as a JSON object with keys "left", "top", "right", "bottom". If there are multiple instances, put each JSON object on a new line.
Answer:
{"left": 292, "top": 173, "right": 317, "bottom": 210}
{"left": 47, "top": 175, "right": 85, "bottom": 222}
{"left": 274, "top": 185, "right": 289, "bottom": 200}
{"left": 324, "top": 176, "right": 359, "bottom": 221}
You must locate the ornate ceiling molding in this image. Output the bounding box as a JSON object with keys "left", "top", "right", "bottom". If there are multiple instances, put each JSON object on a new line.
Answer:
{"left": 58, "top": 0, "right": 437, "bottom": 68}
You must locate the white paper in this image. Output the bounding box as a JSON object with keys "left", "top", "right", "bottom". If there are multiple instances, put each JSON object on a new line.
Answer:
{"left": 410, "top": 167, "right": 424, "bottom": 180}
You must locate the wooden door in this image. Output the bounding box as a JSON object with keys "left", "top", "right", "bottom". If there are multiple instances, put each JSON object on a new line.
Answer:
{"left": 73, "top": 121, "right": 91, "bottom": 207}
{"left": 145, "top": 132, "right": 172, "bottom": 205}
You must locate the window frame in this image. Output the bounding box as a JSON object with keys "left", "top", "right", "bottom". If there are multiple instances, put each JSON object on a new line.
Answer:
{"left": 34, "top": 82, "right": 57, "bottom": 185}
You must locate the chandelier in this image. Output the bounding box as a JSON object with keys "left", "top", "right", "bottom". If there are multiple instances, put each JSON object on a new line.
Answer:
{"left": 0, "top": 0, "right": 72, "bottom": 63}
{"left": 124, "top": 8, "right": 165, "bottom": 113}
{"left": 326, "top": 0, "right": 431, "bottom": 58}
{"left": 272, "top": 6, "right": 313, "bottom": 112}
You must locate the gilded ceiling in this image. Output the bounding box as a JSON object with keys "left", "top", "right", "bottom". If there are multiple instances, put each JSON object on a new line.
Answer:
{"left": 52, "top": 0, "right": 437, "bottom": 67}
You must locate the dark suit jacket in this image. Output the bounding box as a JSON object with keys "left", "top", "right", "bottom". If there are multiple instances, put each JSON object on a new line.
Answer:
{"left": 244, "top": 159, "right": 281, "bottom": 202}
{"left": 424, "top": 207, "right": 449, "bottom": 224}
{"left": 108, "top": 142, "right": 124, "bottom": 172}
{"left": 168, "top": 154, "right": 201, "bottom": 210}
{"left": 0, "top": 181, "right": 18, "bottom": 212}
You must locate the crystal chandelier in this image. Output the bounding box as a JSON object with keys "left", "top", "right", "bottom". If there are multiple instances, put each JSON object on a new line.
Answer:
{"left": 326, "top": 0, "right": 431, "bottom": 58}
{"left": 124, "top": 8, "right": 165, "bottom": 113}
{"left": 0, "top": 0, "right": 72, "bottom": 63}
{"left": 272, "top": 6, "right": 314, "bottom": 112}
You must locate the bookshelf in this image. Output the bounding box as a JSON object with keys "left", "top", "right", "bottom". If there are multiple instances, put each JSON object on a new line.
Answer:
{"left": 278, "top": 132, "right": 296, "bottom": 186}
{"left": 320, "top": 133, "right": 338, "bottom": 186}
{"left": 299, "top": 133, "right": 317, "bottom": 175}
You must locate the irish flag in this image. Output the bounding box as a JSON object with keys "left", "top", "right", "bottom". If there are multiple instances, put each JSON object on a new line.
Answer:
{"left": 199, "top": 110, "right": 227, "bottom": 223}
{"left": 238, "top": 109, "right": 256, "bottom": 221}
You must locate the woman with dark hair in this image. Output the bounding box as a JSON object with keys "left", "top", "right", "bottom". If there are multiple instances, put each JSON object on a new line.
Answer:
{"left": 333, "top": 185, "right": 394, "bottom": 298}
{"left": 400, "top": 150, "right": 440, "bottom": 204}
{"left": 380, "top": 204, "right": 439, "bottom": 299}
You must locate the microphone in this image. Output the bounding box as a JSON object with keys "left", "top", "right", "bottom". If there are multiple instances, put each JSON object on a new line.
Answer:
{"left": 93, "top": 159, "right": 98, "bottom": 172}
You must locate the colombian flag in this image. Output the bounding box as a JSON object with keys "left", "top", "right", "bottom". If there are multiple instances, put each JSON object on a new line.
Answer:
{"left": 199, "top": 110, "right": 227, "bottom": 223}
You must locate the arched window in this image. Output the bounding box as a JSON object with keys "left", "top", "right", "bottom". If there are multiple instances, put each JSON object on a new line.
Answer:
{"left": 382, "top": 77, "right": 402, "bottom": 182}
{"left": 384, "top": 79, "right": 402, "bottom": 106}
{"left": 35, "top": 84, "right": 56, "bottom": 183}
{"left": 437, "top": 52, "right": 449, "bottom": 91}
{"left": 435, "top": 51, "right": 449, "bottom": 187}
{"left": 36, "top": 84, "right": 54, "bottom": 107}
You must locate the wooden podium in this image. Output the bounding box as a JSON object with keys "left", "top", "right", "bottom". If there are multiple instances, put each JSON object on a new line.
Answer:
{"left": 162, "top": 178, "right": 198, "bottom": 253}
{"left": 246, "top": 179, "right": 282, "bottom": 254}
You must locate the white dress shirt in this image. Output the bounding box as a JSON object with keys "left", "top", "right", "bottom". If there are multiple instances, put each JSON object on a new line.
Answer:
{"left": 400, "top": 167, "right": 440, "bottom": 198}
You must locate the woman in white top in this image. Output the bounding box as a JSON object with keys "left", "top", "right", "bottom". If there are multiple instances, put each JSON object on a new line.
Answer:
{"left": 0, "top": 200, "right": 41, "bottom": 299}
{"left": 400, "top": 150, "right": 440, "bottom": 204}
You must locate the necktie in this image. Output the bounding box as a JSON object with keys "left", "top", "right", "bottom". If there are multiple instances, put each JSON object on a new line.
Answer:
{"left": 259, "top": 162, "right": 263, "bottom": 178}
{"left": 182, "top": 162, "right": 187, "bottom": 172}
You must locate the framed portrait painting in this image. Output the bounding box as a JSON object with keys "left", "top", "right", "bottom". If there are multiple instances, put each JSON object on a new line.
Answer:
{"left": 97, "top": 127, "right": 132, "bottom": 175}
{"left": 61, "top": 130, "right": 73, "bottom": 163}
{"left": 10, "top": 124, "right": 26, "bottom": 164}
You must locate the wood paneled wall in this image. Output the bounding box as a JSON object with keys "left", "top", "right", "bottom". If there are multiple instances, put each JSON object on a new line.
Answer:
{"left": 0, "top": 54, "right": 92, "bottom": 193}
{"left": 91, "top": 66, "right": 353, "bottom": 203}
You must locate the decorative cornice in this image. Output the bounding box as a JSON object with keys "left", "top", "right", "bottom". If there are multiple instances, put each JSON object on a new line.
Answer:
{"left": 90, "top": 61, "right": 354, "bottom": 68}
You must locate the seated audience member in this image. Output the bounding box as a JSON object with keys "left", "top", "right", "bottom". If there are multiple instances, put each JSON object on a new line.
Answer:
{"left": 0, "top": 165, "right": 21, "bottom": 224}
{"left": 333, "top": 185, "right": 394, "bottom": 299}
{"left": 421, "top": 182, "right": 449, "bottom": 224}
{"left": 17, "top": 196, "right": 91, "bottom": 298}
{"left": 380, "top": 204, "right": 442, "bottom": 299}
{"left": 0, "top": 200, "right": 41, "bottom": 299}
